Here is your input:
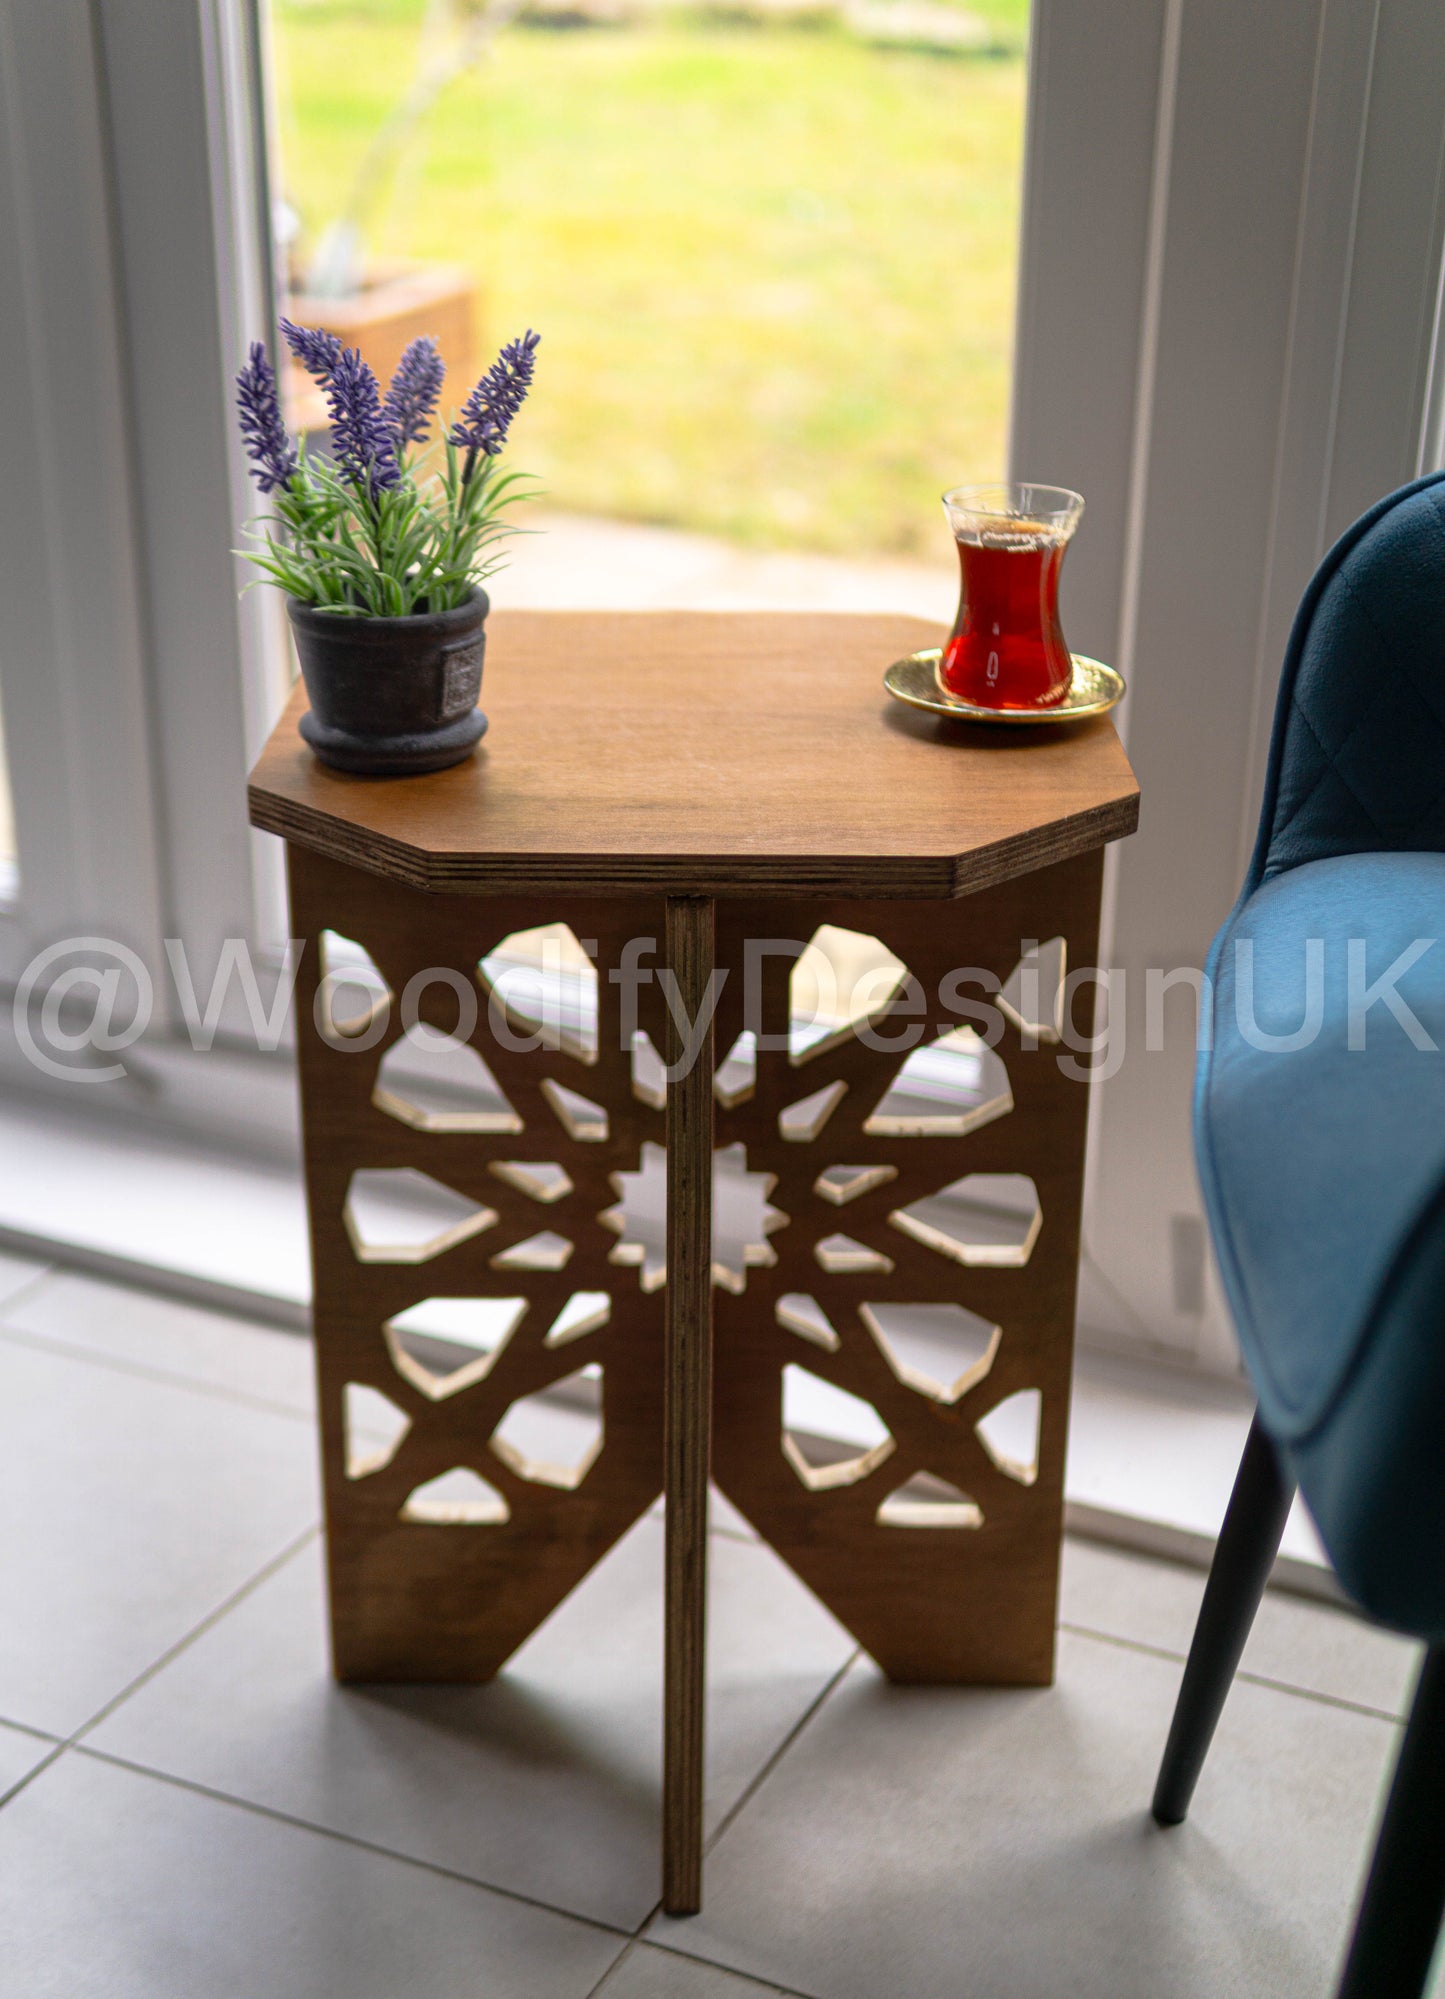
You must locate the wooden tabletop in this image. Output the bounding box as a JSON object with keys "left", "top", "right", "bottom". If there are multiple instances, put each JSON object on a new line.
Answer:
{"left": 248, "top": 610, "right": 1139, "bottom": 899}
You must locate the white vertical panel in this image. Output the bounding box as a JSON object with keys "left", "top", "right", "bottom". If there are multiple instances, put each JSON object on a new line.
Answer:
{"left": 1235, "top": 0, "right": 1380, "bottom": 892}
{"left": 92, "top": 0, "right": 284, "bottom": 985}
{"left": 1088, "top": 0, "right": 1327, "bottom": 1364}
{"left": 0, "top": 0, "right": 165, "bottom": 986}
{"left": 1320, "top": 0, "right": 1445, "bottom": 529}
{"left": 1010, "top": 0, "right": 1170, "bottom": 671}
{"left": 1024, "top": 0, "right": 1445, "bottom": 1372}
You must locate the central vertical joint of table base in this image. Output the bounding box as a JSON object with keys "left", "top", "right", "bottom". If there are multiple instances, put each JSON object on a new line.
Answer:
{"left": 662, "top": 893, "right": 716, "bottom": 1916}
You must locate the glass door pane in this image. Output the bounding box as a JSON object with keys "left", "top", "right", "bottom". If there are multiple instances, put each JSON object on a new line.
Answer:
{"left": 267, "top": 0, "right": 1029, "bottom": 589}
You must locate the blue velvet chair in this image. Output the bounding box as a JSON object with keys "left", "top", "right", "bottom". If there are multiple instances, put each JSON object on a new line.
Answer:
{"left": 1150, "top": 470, "right": 1445, "bottom": 1999}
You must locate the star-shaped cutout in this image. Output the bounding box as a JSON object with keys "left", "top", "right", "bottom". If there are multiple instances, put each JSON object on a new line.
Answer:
{"left": 599, "top": 1141, "right": 788, "bottom": 1293}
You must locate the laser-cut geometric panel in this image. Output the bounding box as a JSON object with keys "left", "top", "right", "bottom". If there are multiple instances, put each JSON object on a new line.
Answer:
{"left": 631, "top": 1030, "right": 667, "bottom": 1110}
{"left": 815, "top": 1233, "right": 894, "bottom": 1276}
{"left": 383, "top": 1297, "right": 528, "bottom": 1401}
{"left": 999, "top": 937, "right": 1067, "bottom": 1043}
{"left": 291, "top": 841, "right": 1102, "bottom": 1691}
{"left": 714, "top": 1031, "right": 757, "bottom": 1107}
{"left": 864, "top": 1026, "right": 1012, "bottom": 1138}
{"left": 780, "top": 1080, "right": 847, "bottom": 1142}
{"left": 708, "top": 860, "right": 1103, "bottom": 1687}
{"left": 289, "top": 851, "right": 669, "bottom": 1684}
{"left": 789, "top": 925, "right": 909, "bottom": 1064}
{"left": 546, "top": 1291, "right": 611, "bottom": 1346}
{"left": 600, "top": 1143, "right": 667, "bottom": 1292}
{"left": 601, "top": 1140, "right": 788, "bottom": 1294}
{"left": 344, "top": 1382, "right": 412, "bottom": 1479}
{"left": 374, "top": 1027, "right": 521, "bottom": 1134}
{"left": 782, "top": 1364, "right": 894, "bottom": 1491}
{"left": 877, "top": 1472, "right": 984, "bottom": 1530}
{"left": 402, "top": 1466, "right": 511, "bottom": 1525}
{"left": 491, "top": 1368, "right": 604, "bottom": 1490}
{"left": 344, "top": 1168, "right": 497, "bottom": 1265}
{"left": 860, "top": 1301, "right": 1000, "bottom": 1404}
{"left": 479, "top": 922, "right": 599, "bottom": 1064}
{"left": 542, "top": 1078, "right": 609, "bottom": 1142}
{"left": 489, "top": 1160, "right": 573, "bottom": 1204}
{"left": 491, "top": 1230, "right": 573, "bottom": 1272}
{"left": 976, "top": 1388, "right": 1042, "bottom": 1486}
{"left": 815, "top": 1163, "right": 898, "bottom": 1206}
{"left": 776, "top": 1293, "right": 841, "bottom": 1351}
{"left": 889, "top": 1173, "right": 1042, "bottom": 1269}
{"left": 319, "top": 930, "right": 392, "bottom": 1041}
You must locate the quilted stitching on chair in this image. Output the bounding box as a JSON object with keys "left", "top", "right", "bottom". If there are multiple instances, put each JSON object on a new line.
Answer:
{"left": 1263, "top": 483, "right": 1445, "bottom": 877}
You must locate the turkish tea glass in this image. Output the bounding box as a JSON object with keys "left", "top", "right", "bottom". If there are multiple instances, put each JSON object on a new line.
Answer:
{"left": 939, "top": 483, "right": 1084, "bottom": 709}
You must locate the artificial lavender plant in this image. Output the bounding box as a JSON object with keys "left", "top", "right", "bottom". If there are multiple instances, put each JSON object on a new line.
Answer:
{"left": 234, "top": 326, "right": 538, "bottom": 617}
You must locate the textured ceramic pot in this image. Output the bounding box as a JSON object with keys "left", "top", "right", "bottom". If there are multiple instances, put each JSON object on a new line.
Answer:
{"left": 288, "top": 587, "right": 488, "bottom": 776}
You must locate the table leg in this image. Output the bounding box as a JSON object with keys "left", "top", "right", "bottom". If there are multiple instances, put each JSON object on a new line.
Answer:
{"left": 286, "top": 847, "right": 670, "bottom": 1682}
{"left": 663, "top": 894, "right": 716, "bottom": 1915}
{"left": 708, "top": 851, "right": 1104, "bottom": 1687}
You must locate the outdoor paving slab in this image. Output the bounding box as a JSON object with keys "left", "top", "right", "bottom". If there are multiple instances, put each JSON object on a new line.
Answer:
{"left": 89, "top": 1515, "right": 854, "bottom": 1932}
{"left": 0, "top": 1749, "right": 626, "bottom": 1999}
{"left": 0, "top": 1270, "right": 315, "bottom": 1415}
{"left": 1061, "top": 1535, "right": 1421, "bottom": 1717}
{"left": 0, "top": 1336, "right": 318, "bottom": 1737}
{"left": 647, "top": 1629, "right": 1406, "bottom": 1999}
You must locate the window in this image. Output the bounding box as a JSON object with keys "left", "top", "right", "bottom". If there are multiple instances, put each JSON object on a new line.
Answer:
{"left": 267, "top": 0, "right": 1030, "bottom": 568}
{"left": 2, "top": 0, "right": 1443, "bottom": 1387}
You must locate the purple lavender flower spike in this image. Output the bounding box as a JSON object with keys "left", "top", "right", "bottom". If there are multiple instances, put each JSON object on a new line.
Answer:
{"left": 324, "top": 346, "right": 401, "bottom": 497}
{"left": 280, "top": 317, "right": 344, "bottom": 384}
{"left": 235, "top": 341, "right": 297, "bottom": 494}
{"left": 382, "top": 335, "right": 446, "bottom": 449}
{"left": 449, "top": 329, "right": 540, "bottom": 473}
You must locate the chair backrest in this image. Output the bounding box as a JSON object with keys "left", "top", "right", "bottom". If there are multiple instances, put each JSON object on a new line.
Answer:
{"left": 1247, "top": 470, "right": 1445, "bottom": 889}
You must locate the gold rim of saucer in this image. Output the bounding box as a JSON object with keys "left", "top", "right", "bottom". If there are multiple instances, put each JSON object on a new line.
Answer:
{"left": 883, "top": 649, "right": 1125, "bottom": 725}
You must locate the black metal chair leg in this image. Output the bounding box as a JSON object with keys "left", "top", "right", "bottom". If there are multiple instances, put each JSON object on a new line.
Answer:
{"left": 1335, "top": 1646, "right": 1445, "bottom": 1999}
{"left": 1151, "top": 1414, "right": 1295, "bottom": 1826}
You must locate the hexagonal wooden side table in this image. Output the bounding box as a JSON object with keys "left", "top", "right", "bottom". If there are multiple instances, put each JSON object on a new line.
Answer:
{"left": 249, "top": 609, "right": 1139, "bottom": 1914}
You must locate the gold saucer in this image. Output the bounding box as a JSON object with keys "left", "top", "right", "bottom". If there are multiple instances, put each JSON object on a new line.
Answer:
{"left": 884, "top": 649, "right": 1125, "bottom": 726}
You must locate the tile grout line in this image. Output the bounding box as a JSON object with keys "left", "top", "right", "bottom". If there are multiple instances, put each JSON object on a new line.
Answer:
{"left": 1058, "top": 1620, "right": 1408, "bottom": 1725}
{"left": 618, "top": 1651, "right": 861, "bottom": 1958}
{"left": 697, "top": 1649, "right": 862, "bottom": 1867}
{"left": 0, "top": 1742, "right": 66, "bottom": 1813}
{"left": 67, "top": 1525, "right": 324, "bottom": 1746}
{"left": 0, "top": 1319, "right": 318, "bottom": 1426}
{"left": 73, "top": 1741, "right": 638, "bottom": 1944}
{"left": 0, "top": 1714, "right": 63, "bottom": 1747}
{"left": 638, "top": 1938, "right": 827, "bottom": 1999}
{"left": 583, "top": 1937, "right": 642, "bottom": 1998}
{"left": 0, "top": 1526, "right": 324, "bottom": 1817}
{"left": 1233, "top": 1665, "right": 1405, "bottom": 1725}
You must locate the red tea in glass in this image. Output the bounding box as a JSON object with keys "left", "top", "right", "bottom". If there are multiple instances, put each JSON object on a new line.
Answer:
{"left": 939, "top": 484, "right": 1084, "bottom": 710}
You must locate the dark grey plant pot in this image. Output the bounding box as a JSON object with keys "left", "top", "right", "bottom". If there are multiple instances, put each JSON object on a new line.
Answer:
{"left": 287, "top": 588, "right": 489, "bottom": 776}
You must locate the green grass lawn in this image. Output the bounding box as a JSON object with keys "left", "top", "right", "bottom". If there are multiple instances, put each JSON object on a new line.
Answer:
{"left": 273, "top": 0, "right": 1028, "bottom": 557}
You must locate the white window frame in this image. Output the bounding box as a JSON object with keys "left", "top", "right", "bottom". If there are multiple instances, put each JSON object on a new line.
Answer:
{"left": 0, "top": 0, "right": 286, "bottom": 1014}
{"left": 1012, "top": 0, "right": 1445, "bottom": 1373}
{"left": 2, "top": 0, "right": 1443, "bottom": 1383}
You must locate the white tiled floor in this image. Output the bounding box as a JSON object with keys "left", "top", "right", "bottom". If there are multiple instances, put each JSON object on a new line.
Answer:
{"left": 0, "top": 1262, "right": 1431, "bottom": 1997}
